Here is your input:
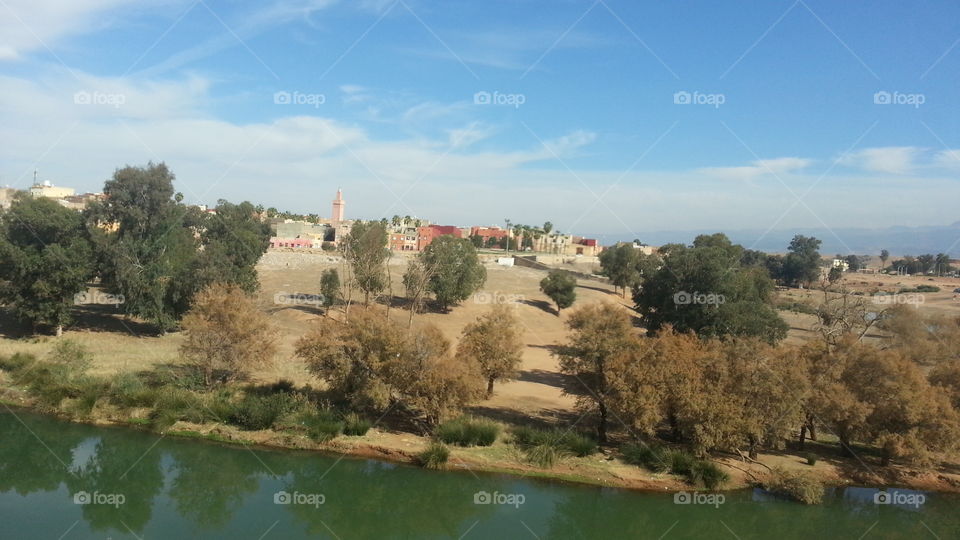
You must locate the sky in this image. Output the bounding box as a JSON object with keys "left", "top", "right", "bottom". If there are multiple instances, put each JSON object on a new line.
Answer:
{"left": 1, "top": 0, "right": 959, "bottom": 248}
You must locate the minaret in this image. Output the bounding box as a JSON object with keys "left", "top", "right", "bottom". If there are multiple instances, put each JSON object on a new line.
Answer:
{"left": 331, "top": 188, "right": 345, "bottom": 224}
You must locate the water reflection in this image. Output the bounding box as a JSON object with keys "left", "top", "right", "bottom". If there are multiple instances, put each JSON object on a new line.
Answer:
{"left": 0, "top": 411, "right": 958, "bottom": 539}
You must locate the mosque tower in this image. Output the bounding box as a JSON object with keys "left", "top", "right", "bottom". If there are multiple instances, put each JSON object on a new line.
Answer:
{"left": 331, "top": 188, "right": 345, "bottom": 224}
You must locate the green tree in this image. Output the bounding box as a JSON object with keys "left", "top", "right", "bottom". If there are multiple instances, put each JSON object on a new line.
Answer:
{"left": 419, "top": 235, "right": 486, "bottom": 311}
{"left": 633, "top": 234, "right": 787, "bottom": 343}
{"left": 782, "top": 235, "right": 822, "bottom": 287}
{"left": 880, "top": 249, "right": 889, "bottom": 270}
{"left": 320, "top": 268, "right": 340, "bottom": 310}
{"left": 85, "top": 162, "right": 199, "bottom": 333}
{"left": 0, "top": 195, "right": 94, "bottom": 335}
{"left": 194, "top": 200, "right": 271, "bottom": 294}
{"left": 341, "top": 221, "right": 389, "bottom": 305}
{"left": 456, "top": 304, "right": 525, "bottom": 396}
{"left": 540, "top": 270, "right": 577, "bottom": 315}
{"left": 598, "top": 243, "right": 640, "bottom": 297}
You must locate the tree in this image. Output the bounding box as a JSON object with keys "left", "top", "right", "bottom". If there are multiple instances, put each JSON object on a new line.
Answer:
{"left": 320, "top": 269, "right": 340, "bottom": 311}
{"left": 0, "top": 195, "right": 95, "bottom": 336}
{"left": 543, "top": 221, "right": 553, "bottom": 236}
{"left": 402, "top": 257, "right": 437, "bottom": 327}
{"left": 418, "top": 235, "right": 486, "bottom": 311}
{"left": 456, "top": 305, "right": 525, "bottom": 397}
{"left": 179, "top": 283, "right": 277, "bottom": 386}
{"left": 554, "top": 303, "right": 636, "bottom": 443}
{"left": 782, "top": 235, "right": 822, "bottom": 288}
{"left": 341, "top": 221, "right": 389, "bottom": 305}
{"left": 296, "top": 309, "right": 483, "bottom": 424}
{"left": 827, "top": 266, "right": 843, "bottom": 285}
{"left": 633, "top": 234, "right": 787, "bottom": 343}
{"left": 880, "top": 249, "right": 889, "bottom": 270}
{"left": 193, "top": 200, "right": 271, "bottom": 295}
{"left": 598, "top": 243, "right": 640, "bottom": 297}
{"left": 540, "top": 270, "right": 577, "bottom": 315}
{"left": 86, "top": 163, "right": 199, "bottom": 333}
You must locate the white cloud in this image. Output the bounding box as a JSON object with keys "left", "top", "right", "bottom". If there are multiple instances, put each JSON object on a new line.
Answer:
{"left": 839, "top": 146, "right": 924, "bottom": 175}
{"left": 700, "top": 156, "right": 811, "bottom": 180}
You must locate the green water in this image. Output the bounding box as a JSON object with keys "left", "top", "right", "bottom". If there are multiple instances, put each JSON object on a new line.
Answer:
{"left": 0, "top": 411, "right": 957, "bottom": 539}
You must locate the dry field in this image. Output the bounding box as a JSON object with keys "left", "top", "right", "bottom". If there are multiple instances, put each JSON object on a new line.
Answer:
{"left": 3, "top": 251, "right": 959, "bottom": 425}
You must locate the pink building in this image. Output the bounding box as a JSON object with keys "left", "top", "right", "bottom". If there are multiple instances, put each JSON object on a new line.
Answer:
{"left": 270, "top": 237, "right": 313, "bottom": 249}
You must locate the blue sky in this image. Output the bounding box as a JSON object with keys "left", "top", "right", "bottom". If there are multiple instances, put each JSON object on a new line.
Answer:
{"left": 2, "top": 0, "right": 959, "bottom": 246}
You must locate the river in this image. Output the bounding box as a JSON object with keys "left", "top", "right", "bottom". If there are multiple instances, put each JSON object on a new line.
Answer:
{"left": 0, "top": 410, "right": 957, "bottom": 539}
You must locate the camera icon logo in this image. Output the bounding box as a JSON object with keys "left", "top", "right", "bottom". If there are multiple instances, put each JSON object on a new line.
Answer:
{"left": 274, "top": 491, "right": 292, "bottom": 505}
{"left": 673, "top": 491, "right": 691, "bottom": 504}
{"left": 873, "top": 491, "right": 891, "bottom": 505}
{"left": 73, "top": 91, "right": 92, "bottom": 105}
{"left": 673, "top": 291, "right": 692, "bottom": 305}
{"left": 73, "top": 491, "right": 91, "bottom": 505}
{"left": 673, "top": 91, "right": 691, "bottom": 105}
{"left": 474, "top": 91, "right": 491, "bottom": 105}
{"left": 473, "top": 491, "right": 492, "bottom": 504}
{"left": 274, "top": 91, "right": 292, "bottom": 105}
{"left": 873, "top": 91, "right": 891, "bottom": 105}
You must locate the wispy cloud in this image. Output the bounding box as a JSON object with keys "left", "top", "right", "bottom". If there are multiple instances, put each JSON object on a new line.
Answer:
{"left": 700, "top": 157, "right": 812, "bottom": 180}
{"left": 839, "top": 146, "right": 924, "bottom": 175}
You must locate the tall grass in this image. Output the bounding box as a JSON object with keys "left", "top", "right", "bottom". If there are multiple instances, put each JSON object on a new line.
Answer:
{"left": 763, "top": 467, "right": 825, "bottom": 504}
{"left": 511, "top": 426, "right": 597, "bottom": 456}
{"left": 620, "top": 443, "right": 728, "bottom": 489}
{"left": 342, "top": 413, "right": 372, "bottom": 436}
{"left": 418, "top": 443, "right": 450, "bottom": 469}
{"left": 437, "top": 416, "right": 500, "bottom": 446}
{"left": 300, "top": 409, "right": 344, "bottom": 442}
{"left": 228, "top": 391, "right": 307, "bottom": 431}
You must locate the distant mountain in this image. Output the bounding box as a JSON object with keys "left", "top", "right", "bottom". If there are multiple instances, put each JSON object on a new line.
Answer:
{"left": 590, "top": 223, "right": 960, "bottom": 257}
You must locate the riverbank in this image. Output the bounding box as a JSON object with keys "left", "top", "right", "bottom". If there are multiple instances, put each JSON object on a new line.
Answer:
{"left": 3, "top": 380, "right": 959, "bottom": 497}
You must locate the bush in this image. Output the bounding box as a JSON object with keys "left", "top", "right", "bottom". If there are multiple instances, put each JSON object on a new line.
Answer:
{"left": 526, "top": 444, "right": 566, "bottom": 468}
{"left": 418, "top": 442, "right": 450, "bottom": 469}
{"left": 150, "top": 386, "right": 206, "bottom": 429}
{"left": 229, "top": 392, "right": 307, "bottom": 431}
{"left": 108, "top": 373, "right": 157, "bottom": 408}
{"left": 14, "top": 345, "right": 94, "bottom": 408}
{"left": 900, "top": 285, "right": 940, "bottom": 293}
{"left": 67, "top": 377, "right": 110, "bottom": 417}
{"left": 510, "top": 426, "right": 596, "bottom": 456}
{"left": 301, "top": 409, "right": 344, "bottom": 442}
{"left": 620, "top": 443, "right": 669, "bottom": 472}
{"left": 763, "top": 467, "right": 825, "bottom": 504}
{"left": 437, "top": 416, "right": 500, "bottom": 446}
{"left": 342, "top": 413, "right": 372, "bottom": 436}
{"left": 806, "top": 453, "right": 818, "bottom": 466}
{"left": 665, "top": 450, "right": 696, "bottom": 476}
{"left": 690, "top": 461, "right": 730, "bottom": 490}
{"left": 0, "top": 353, "right": 35, "bottom": 373}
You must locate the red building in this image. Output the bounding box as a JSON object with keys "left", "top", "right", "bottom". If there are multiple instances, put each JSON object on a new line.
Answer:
{"left": 417, "top": 225, "right": 462, "bottom": 250}
{"left": 470, "top": 226, "right": 509, "bottom": 245}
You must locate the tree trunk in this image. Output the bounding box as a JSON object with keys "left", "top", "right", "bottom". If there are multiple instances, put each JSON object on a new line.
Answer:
{"left": 799, "top": 424, "right": 807, "bottom": 450}
{"left": 808, "top": 421, "right": 817, "bottom": 442}
{"left": 880, "top": 448, "right": 891, "bottom": 466}
{"left": 486, "top": 377, "right": 495, "bottom": 398}
{"left": 597, "top": 401, "right": 608, "bottom": 444}
{"left": 55, "top": 324, "right": 63, "bottom": 337}
{"left": 668, "top": 413, "right": 682, "bottom": 442}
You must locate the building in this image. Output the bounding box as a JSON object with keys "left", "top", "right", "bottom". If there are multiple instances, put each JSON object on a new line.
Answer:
{"left": 269, "top": 237, "right": 314, "bottom": 249}
{"left": 0, "top": 187, "right": 17, "bottom": 210}
{"left": 331, "top": 188, "right": 345, "bottom": 224}
{"left": 59, "top": 192, "right": 103, "bottom": 210}
{"left": 275, "top": 220, "right": 332, "bottom": 240}
{"left": 389, "top": 228, "right": 419, "bottom": 251}
{"left": 29, "top": 181, "right": 75, "bottom": 199}
{"left": 417, "top": 225, "right": 462, "bottom": 250}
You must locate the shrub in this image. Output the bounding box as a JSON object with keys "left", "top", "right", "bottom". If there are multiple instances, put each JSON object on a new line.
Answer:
{"left": 0, "top": 353, "right": 35, "bottom": 373}
{"left": 108, "top": 373, "right": 157, "bottom": 408}
{"left": 690, "top": 461, "right": 730, "bottom": 490}
{"left": 342, "top": 413, "right": 372, "bottom": 436}
{"left": 229, "top": 392, "right": 306, "bottom": 431}
{"left": 301, "top": 409, "right": 344, "bottom": 442}
{"left": 806, "top": 453, "right": 818, "bottom": 466}
{"left": 141, "top": 365, "right": 206, "bottom": 391}
{"left": 510, "top": 426, "right": 596, "bottom": 456}
{"left": 763, "top": 467, "right": 825, "bottom": 504}
{"left": 437, "top": 416, "right": 500, "bottom": 446}
{"left": 526, "top": 443, "right": 566, "bottom": 468}
{"left": 14, "top": 345, "right": 94, "bottom": 408}
{"left": 620, "top": 443, "right": 669, "bottom": 472}
{"left": 418, "top": 442, "right": 450, "bottom": 469}
{"left": 665, "top": 450, "right": 696, "bottom": 476}
{"left": 150, "top": 386, "right": 206, "bottom": 429}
